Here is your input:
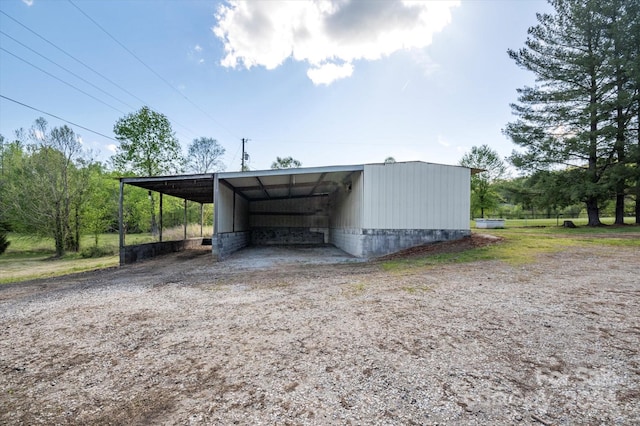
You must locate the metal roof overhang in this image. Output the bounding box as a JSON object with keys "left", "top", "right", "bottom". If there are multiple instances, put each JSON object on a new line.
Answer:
{"left": 120, "top": 174, "right": 215, "bottom": 204}
{"left": 220, "top": 165, "right": 363, "bottom": 202}
{"left": 120, "top": 165, "right": 365, "bottom": 204}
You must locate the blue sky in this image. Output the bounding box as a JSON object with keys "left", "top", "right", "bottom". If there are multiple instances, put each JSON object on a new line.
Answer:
{"left": 0, "top": 0, "right": 552, "bottom": 172}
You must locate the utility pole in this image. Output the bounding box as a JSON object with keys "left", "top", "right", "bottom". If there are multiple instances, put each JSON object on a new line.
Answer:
{"left": 241, "top": 138, "right": 250, "bottom": 171}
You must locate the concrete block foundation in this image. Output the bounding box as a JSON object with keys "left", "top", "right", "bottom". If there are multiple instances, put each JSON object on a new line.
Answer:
{"left": 329, "top": 228, "right": 470, "bottom": 258}
{"left": 121, "top": 238, "right": 206, "bottom": 265}
{"left": 212, "top": 231, "right": 250, "bottom": 259}
{"left": 251, "top": 227, "right": 325, "bottom": 246}
{"left": 360, "top": 228, "right": 470, "bottom": 258}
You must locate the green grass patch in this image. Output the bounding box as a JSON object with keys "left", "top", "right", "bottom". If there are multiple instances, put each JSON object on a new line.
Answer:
{"left": 1, "top": 232, "right": 145, "bottom": 284}
{"left": 402, "top": 284, "right": 432, "bottom": 294}
{"left": 0, "top": 254, "right": 118, "bottom": 284}
{"left": 475, "top": 216, "right": 638, "bottom": 228}
{"left": 1, "top": 228, "right": 211, "bottom": 284}
{"left": 382, "top": 225, "right": 639, "bottom": 272}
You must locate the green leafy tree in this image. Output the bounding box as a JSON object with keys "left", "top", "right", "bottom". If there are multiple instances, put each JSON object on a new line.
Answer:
{"left": 271, "top": 156, "right": 302, "bottom": 169}
{"left": 82, "top": 164, "right": 119, "bottom": 246}
{"left": 459, "top": 145, "right": 506, "bottom": 218}
{"left": 2, "top": 119, "right": 91, "bottom": 256}
{"left": 187, "top": 137, "right": 226, "bottom": 173}
{"left": 112, "top": 106, "right": 184, "bottom": 235}
{"left": 0, "top": 133, "right": 25, "bottom": 230}
{"left": 0, "top": 131, "right": 9, "bottom": 253}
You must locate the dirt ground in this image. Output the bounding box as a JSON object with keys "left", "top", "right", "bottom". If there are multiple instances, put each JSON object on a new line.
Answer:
{"left": 1, "top": 236, "right": 639, "bottom": 425}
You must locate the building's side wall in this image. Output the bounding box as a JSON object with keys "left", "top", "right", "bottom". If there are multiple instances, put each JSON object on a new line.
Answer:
{"left": 363, "top": 163, "right": 470, "bottom": 230}
{"left": 355, "top": 163, "right": 471, "bottom": 258}
{"left": 217, "top": 183, "right": 250, "bottom": 233}
{"left": 328, "top": 171, "right": 364, "bottom": 256}
{"left": 250, "top": 197, "right": 330, "bottom": 245}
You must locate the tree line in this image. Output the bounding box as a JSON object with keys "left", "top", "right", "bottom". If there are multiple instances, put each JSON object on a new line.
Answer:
{"left": 0, "top": 105, "right": 307, "bottom": 257}
{"left": 0, "top": 107, "right": 225, "bottom": 257}
{"left": 463, "top": 0, "right": 639, "bottom": 223}
{"left": 504, "top": 0, "right": 640, "bottom": 225}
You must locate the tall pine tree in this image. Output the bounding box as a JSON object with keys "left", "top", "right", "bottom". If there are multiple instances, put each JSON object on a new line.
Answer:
{"left": 505, "top": 0, "right": 638, "bottom": 226}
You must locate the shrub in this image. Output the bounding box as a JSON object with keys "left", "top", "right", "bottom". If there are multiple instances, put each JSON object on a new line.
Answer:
{"left": 0, "top": 222, "right": 10, "bottom": 255}
{"left": 80, "top": 245, "right": 115, "bottom": 258}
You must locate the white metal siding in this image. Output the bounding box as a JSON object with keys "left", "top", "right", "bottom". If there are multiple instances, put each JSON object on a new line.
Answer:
{"left": 363, "top": 163, "right": 470, "bottom": 230}
{"left": 329, "top": 171, "right": 363, "bottom": 229}
{"left": 217, "top": 183, "right": 234, "bottom": 233}
{"left": 217, "top": 184, "right": 249, "bottom": 232}
{"left": 235, "top": 194, "right": 249, "bottom": 231}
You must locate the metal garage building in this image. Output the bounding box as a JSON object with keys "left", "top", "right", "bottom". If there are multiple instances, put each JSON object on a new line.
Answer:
{"left": 119, "top": 161, "right": 472, "bottom": 263}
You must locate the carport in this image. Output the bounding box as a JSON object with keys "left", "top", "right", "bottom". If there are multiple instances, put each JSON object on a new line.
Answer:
{"left": 118, "top": 165, "right": 363, "bottom": 264}
{"left": 120, "top": 161, "right": 473, "bottom": 265}
{"left": 118, "top": 174, "right": 215, "bottom": 265}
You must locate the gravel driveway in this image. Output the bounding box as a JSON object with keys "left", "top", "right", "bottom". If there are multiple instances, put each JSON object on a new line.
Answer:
{"left": 1, "top": 241, "right": 639, "bottom": 425}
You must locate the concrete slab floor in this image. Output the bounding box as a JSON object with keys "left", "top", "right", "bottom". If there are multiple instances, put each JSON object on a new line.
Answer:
{"left": 220, "top": 245, "right": 365, "bottom": 270}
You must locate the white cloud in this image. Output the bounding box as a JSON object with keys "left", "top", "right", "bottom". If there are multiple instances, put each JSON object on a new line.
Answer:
{"left": 22, "top": 0, "right": 34, "bottom": 6}
{"left": 77, "top": 136, "right": 84, "bottom": 145}
{"left": 213, "top": 0, "right": 460, "bottom": 85}
{"left": 188, "top": 44, "right": 205, "bottom": 63}
{"left": 106, "top": 144, "right": 117, "bottom": 153}
{"left": 307, "top": 62, "right": 353, "bottom": 85}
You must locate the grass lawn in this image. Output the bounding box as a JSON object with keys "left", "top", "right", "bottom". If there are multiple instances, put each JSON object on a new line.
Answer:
{"left": 0, "top": 233, "right": 154, "bottom": 285}
{"left": 384, "top": 218, "right": 639, "bottom": 270}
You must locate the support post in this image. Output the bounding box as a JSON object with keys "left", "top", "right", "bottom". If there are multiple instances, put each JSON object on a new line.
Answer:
{"left": 200, "top": 203, "right": 204, "bottom": 237}
{"left": 184, "top": 199, "right": 188, "bottom": 240}
{"left": 118, "top": 180, "right": 125, "bottom": 266}
{"left": 159, "top": 193, "right": 163, "bottom": 242}
{"left": 213, "top": 174, "right": 219, "bottom": 257}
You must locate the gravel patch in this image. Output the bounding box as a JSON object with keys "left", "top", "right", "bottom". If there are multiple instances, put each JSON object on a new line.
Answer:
{"left": 1, "top": 242, "right": 639, "bottom": 425}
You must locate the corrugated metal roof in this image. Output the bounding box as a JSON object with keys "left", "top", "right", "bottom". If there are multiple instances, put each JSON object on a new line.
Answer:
{"left": 120, "top": 174, "right": 215, "bottom": 204}
{"left": 120, "top": 165, "right": 364, "bottom": 204}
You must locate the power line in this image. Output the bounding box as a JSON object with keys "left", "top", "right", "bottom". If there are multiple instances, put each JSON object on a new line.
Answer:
{"left": 0, "top": 94, "right": 117, "bottom": 142}
{"left": 0, "top": 30, "right": 136, "bottom": 111}
{"left": 0, "top": 10, "right": 199, "bottom": 139}
{"left": 67, "top": 0, "right": 240, "bottom": 140}
{"left": 1, "top": 47, "right": 127, "bottom": 114}
{"left": 0, "top": 10, "right": 146, "bottom": 106}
